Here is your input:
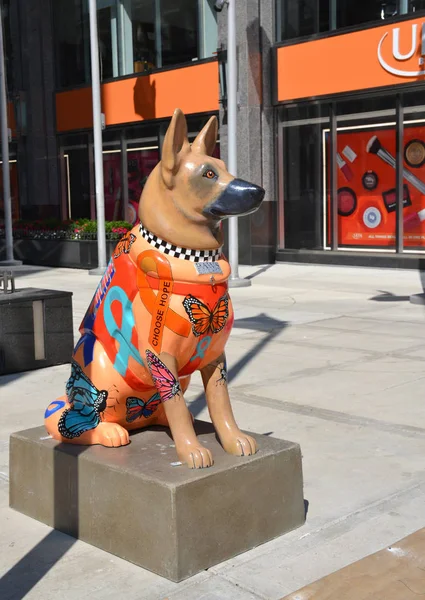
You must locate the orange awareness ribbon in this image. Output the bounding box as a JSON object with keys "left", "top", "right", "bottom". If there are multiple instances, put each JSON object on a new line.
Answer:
{"left": 136, "top": 250, "right": 191, "bottom": 352}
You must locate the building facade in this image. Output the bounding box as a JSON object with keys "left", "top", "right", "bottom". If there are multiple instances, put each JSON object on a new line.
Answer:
{"left": 3, "top": 0, "right": 425, "bottom": 267}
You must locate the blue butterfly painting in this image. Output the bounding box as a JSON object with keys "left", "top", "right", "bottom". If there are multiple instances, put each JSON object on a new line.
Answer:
{"left": 58, "top": 360, "right": 109, "bottom": 439}
{"left": 126, "top": 394, "right": 161, "bottom": 423}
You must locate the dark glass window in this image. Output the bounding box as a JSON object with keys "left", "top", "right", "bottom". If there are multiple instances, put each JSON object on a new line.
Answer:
{"left": 276, "top": 0, "right": 424, "bottom": 42}
{"left": 281, "top": 104, "right": 330, "bottom": 249}
{"left": 2, "top": 0, "right": 15, "bottom": 92}
{"left": 132, "top": 0, "right": 157, "bottom": 71}
{"left": 161, "top": 0, "right": 199, "bottom": 66}
{"left": 53, "top": 0, "right": 89, "bottom": 88}
{"left": 53, "top": 1, "right": 216, "bottom": 89}
{"left": 337, "top": 0, "right": 396, "bottom": 30}
{"left": 278, "top": 0, "right": 329, "bottom": 41}
{"left": 408, "top": 1, "right": 425, "bottom": 10}
{"left": 61, "top": 133, "right": 92, "bottom": 220}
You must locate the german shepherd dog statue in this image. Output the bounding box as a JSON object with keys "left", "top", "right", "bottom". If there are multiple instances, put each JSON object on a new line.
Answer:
{"left": 45, "top": 109, "right": 265, "bottom": 468}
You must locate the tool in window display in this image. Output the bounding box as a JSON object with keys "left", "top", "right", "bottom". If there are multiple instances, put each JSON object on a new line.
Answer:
{"left": 367, "top": 135, "right": 425, "bottom": 194}
{"left": 44, "top": 108, "right": 265, "bottom": 469}
{"left": 336, "top": 153, "right": 353, "bottom": 181}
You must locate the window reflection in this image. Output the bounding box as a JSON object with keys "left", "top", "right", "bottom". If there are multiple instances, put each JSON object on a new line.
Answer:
{"left": 161, "top": 0, "right": 199, "bottom": 66}
{"left": 53, "top": 0, "right": 217, "bottom": 88}
{"left": 132, "top": 1, "right": 156, "bottom": 71}
{"left": 276, "top": 0, "right": 425, "bottom": 42}
{"left": 54, "top": 0, "right": 89, "bottom": 88}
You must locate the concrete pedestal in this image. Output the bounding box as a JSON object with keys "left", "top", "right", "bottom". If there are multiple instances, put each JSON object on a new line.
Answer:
{"left": 9, "top": 421, "right": 305, "bottom": 582}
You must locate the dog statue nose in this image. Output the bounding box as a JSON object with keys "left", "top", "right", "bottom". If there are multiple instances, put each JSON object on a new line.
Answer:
{"left": 204, "top": 178, "right": 265, "bottom": 219}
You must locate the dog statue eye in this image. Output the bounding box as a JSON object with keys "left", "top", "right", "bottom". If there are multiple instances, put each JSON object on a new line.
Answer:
{"left": 203, "top": 169, "right": 217, "bottom": 180}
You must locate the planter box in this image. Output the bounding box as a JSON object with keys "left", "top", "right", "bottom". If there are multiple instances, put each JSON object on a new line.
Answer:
{"left": 0, "top": 239, "right": 117, "bottom": 269}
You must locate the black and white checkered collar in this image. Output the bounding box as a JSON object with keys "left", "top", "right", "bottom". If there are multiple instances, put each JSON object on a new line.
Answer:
{"left": 139, "top": 223, "right": 222, "bottom": 262}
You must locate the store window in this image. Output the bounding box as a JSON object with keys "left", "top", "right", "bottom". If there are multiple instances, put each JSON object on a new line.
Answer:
{"left": 276, "top": 0, "right": 423, "bottom": 42}
{"left": 332, "top": 98, "right": 397, "bottom": 250}
{"left": 278, "top": 93, "right": 425, "bottom": 253}
{"left": 61, "top": 133, "right": 92, "bottom": 220}
{"left": 53, "top": 0, "right": 90, "bottom": 88}
{"left": 401, "top": 91, "right": 425, "bottom": 250}
{"left": 53, "top": 0, "right": 217, "bottom": 88}
{"left": 279, "top": 104, "right": 329, "bottom": 249}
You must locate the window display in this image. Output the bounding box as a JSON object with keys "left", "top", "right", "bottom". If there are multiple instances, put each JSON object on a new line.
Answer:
{"left": 325, "top": 121, "right": 425, "bottom": 248}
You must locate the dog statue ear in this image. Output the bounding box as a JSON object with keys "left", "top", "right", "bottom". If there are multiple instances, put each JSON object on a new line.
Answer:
{"left": 191, "top": 116, "right": 218, "bottom": 156}
{"left": 161, "top": 108, "right": 189, "bottom": 188}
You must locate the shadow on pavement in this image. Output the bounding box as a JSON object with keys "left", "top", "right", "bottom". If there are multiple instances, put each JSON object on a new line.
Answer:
{"left": 369, "top": 290, "right": 411, "bottom": 302}
{"left": 0, "top": 530, "right": 75, "bottom": 600}
{"left": 190, "top": 314, "right": 289, "bottom": 418}
{"left": 0, "top": 443, "right": 89, "bottom": 600}
{"left": 0, "top": 371, "right": 30, "bottom": 386}
{"left": 245, "top": 265, "right": 273, "bottom": 280}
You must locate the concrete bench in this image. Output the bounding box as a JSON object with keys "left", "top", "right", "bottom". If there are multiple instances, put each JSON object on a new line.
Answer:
{"left": 0, "top": 285, "right": 73, "bottom": 375}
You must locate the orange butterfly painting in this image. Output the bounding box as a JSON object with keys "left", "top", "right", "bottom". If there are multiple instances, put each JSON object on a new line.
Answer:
{"left": 113, "top": 233, "right": 136, "bottom": 259}
{"left": 182, "top": 294, "right": 229, "bottom": 337}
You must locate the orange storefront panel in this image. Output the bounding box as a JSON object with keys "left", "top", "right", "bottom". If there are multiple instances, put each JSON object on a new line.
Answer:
{"left": 56, "top": 61, "right": 219, "bottom": 132}
{"left": 277, "top": 17, "right": 425, "bottom": 102}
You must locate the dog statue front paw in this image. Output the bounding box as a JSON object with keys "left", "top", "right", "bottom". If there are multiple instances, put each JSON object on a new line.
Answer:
{"left": 220, "top": 432, "right": 257, "bottom": 457}
{"left": 91, "top": 423, "right": 130, "bottom": 448}
{"left": 177, "top": 443, "right": 214, "bottom": 469}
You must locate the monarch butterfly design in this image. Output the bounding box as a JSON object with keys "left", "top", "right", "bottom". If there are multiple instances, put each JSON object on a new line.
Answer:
{"left": 146, "top": 350, "right": 182, "bottom": 402}
{"left": 182, "top": 293, "right": 229, "bottom": 337}
{"left": 113, "top": 233, "right": 136, "bottom": 258}
{"left": 126, "top": 393, "right": 161, "bottom": 422}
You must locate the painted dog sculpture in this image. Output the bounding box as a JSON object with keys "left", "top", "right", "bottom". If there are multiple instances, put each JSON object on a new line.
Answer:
{"left": 45, "top": 108, "right": 265, "bottom": 468}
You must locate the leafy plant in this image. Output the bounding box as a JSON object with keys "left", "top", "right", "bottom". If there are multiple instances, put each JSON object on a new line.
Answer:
{"left": 0, "top": 219, "right": 134, "bottom": 241}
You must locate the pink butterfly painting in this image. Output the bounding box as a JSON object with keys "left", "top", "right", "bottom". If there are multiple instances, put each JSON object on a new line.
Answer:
{"left": 145, "top": 350, "right": 182, "bottom": 402}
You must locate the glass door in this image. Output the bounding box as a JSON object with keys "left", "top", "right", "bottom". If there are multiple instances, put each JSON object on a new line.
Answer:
{"left": 0, "top": 159, "right": 20, "bottom": 222}
{"left": 126, "top": 142, "right": 159, "bottom": 224}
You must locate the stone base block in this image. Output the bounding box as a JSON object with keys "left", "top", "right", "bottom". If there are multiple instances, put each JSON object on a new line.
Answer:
{"left": 9, "top": 421, "right": 305, "bottom": 582}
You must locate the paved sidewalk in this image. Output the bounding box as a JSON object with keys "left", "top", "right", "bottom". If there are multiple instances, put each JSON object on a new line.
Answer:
{"left": 1, "top": 262, "right": 425, "bottom": 599}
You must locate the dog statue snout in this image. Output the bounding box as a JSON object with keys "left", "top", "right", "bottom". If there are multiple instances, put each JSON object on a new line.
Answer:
{"left": 204, "top": 178, "right": 265, "bottom": 219}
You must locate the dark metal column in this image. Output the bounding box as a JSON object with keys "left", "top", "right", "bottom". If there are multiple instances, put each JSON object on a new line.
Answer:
{"left": 120, "top": 131, "right": 128, "bottom": 221}
{"left": 330, "top": 102, "right": 338, "bottom": 250}
{"left": 396, "top": 95, "right": 403, "bottom": 253}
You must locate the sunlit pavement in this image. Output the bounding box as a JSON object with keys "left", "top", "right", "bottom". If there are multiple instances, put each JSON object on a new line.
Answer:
{"left": 1, "top": 262, "right": 425, "bottom": 600}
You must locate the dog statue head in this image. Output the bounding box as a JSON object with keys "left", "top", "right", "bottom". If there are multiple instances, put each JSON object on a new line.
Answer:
{"left": 138, "top": 108, "right": 265, "bottom": 251}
